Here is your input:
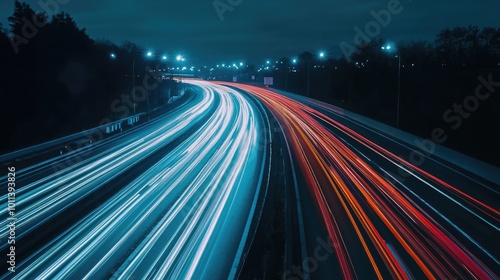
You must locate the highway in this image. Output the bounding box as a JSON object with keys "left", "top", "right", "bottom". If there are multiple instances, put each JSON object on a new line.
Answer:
{"left": 1, "top": 80, "right": 499, "bottom": 279}
{"left": 0, "top": 81, "right": 270, "bottom": 279}
{"left": 222, "top": 83, "right": 500, "bottom": 280}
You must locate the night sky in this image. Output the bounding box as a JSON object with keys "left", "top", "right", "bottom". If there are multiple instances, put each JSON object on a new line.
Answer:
{"left": 1, "top": 0, "right": 499, "bottom": 65}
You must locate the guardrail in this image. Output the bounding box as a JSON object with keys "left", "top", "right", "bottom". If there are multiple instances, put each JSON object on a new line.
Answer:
{"left": 0, "top": 113, "right": 146, "bottom": 163}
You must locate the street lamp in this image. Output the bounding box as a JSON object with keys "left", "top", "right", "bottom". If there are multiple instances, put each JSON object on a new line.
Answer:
{"left": 131, "top": 51, "right": 154, "bottom": 116}
{"left": 161, "top": 55, "right": 168, "bottom": 73}
{"left": 286, "top": 58, "right": 298, "bottom": 91}
{"left": 307, "top": 51, "right": 326, "bottom": 97}
{"left": 381, "top": 43, "right": 401, "bottom": 128}
{"left": 111, "top": 53, "right": 152, "bottom": 111}
{"left": 283, "top": 57, "right": 297, "bottom": 91}
{"left": 145, "top": 51, "right": 154, "bottom": 115}
{"left": 175, "top": 54, "right": 186, "bottom": 82}
{"left": 132, "top": 57, "right": 138, "bottom": 115}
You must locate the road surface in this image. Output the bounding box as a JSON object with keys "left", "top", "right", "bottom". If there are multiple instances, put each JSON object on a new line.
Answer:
{"left": 1, "top": 81, "right": 270, "bottom": 279}
{"left": 1, "top": 80, "right": 498, "bottom": 279}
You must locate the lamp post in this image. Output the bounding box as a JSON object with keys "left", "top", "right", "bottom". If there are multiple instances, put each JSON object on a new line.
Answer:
{"left": 112, "top": 53, "right": 138, "bottom": 114}
{"left": 289, "top": 58, "right": 297, "bottom": 92}
{"left": 381, "top": 44, "right": 401, "bottom": 128}
{"left": 175, "top": 54, "right": 186, "bottom": 83}
{"left": 285, "top": 58, "right": 297, "bottom": 91}
{"left": 132, "top": 57, "right": 137, "bottom": 115}
{"left": 145, "top": 51, "right": 153, "bottom": 115}
{"left": 307, "top": 51, "right": 325, "bottom": 97}
{"left": 113, "top": 51, "right": 155, "bottom": 116}
{"left": 112, "top": 53, "right": 139, "bottom": 114}
{"left": 162, "top": 55, "right": 167, "bottom": 74}
{"left": 283, "top": 58, "right": 290, "bottom": 91}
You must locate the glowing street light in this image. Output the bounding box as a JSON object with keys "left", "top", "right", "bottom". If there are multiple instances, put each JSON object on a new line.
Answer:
{"left": 381, "top": 44, "right": 392, "bottom": 51}
{"left": 147, "top": 51, "right": 153, "bottom": 57}
{"left": 110, "top": 53, "right": 116, "bottom": 59}
{"left": 176, "top": 55, "right": 185, "bottom": 62}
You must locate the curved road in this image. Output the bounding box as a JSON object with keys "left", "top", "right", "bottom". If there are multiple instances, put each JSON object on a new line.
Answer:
{"left": 1, "top": 81, "right": 270, "bottom": 279}
{"left": 2, "top": 80, "right": 498, "bottom": 279}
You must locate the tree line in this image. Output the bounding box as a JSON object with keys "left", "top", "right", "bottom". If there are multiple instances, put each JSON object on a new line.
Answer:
{"left": 1, "top": 1, "right": 175, "bottom": 154}
{"left": 263, "top": 26, "right": 500, "bottom": 167}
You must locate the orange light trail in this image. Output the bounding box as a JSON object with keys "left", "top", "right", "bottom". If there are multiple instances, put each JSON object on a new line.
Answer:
{"left": 218, "top": 82, "right": 499, "bottom": 280}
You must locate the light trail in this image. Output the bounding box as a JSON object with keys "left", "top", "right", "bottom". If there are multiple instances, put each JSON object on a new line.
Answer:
{"left": 223, "top": 82, "right": 499, "bottom": 280}
{"left": 0, "top": 90, "right": 214, "bottom": 244}
{"left": 1, "top": 81, "right": 269, "bottom": 279}
{"left": 1, "top": 79, "right": 497, "bottom": 279}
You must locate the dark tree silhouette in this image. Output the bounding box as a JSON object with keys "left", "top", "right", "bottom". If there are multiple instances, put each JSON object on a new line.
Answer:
{"left": 266, "top": 27, "right": 500, "bottom": 166}
{"left": 8, "top": 0, "right": 34, "bottom": 35}
{"left": 435, "top": 26, "right": 500, "bottom": 68}
{"left": 1, "top": 2, "right": 171, "bottom": 154}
